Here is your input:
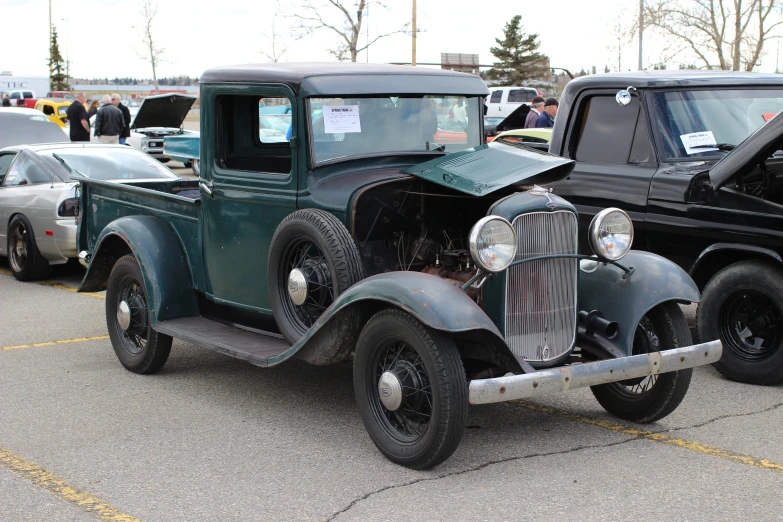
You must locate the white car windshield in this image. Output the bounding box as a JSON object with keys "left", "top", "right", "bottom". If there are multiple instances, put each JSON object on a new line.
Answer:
{"left": 650, "top": 89, "right": 783, "bottom": 160}
{"left": 41, "top": 147, "right": 179, "bottom": 181}
{"left": 309, "top": 95, "right": 483, "bottom": 164}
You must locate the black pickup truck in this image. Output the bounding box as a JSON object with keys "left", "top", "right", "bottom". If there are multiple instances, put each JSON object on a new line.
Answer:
{"left": 545, "top": 71, "right": 783, "bottom": 385}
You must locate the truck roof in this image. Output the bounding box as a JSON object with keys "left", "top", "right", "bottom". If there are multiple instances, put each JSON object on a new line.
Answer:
{"left": 564, "top": 70, "right": 783, "bottom": 90}
{"left": 200, "top": 62, "right": 489, "bottom": 97}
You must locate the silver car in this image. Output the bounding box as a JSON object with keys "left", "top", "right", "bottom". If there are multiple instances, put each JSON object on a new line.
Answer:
{"left": 0, "top": 143, "right": 179, "bottom": 280}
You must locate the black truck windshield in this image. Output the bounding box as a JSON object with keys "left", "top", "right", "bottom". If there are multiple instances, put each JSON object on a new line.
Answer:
{"left": 650, "top": 89, "right": 783, "bottom": 160}
{"left": 308, "top": 95, "right": 482, "bottom": 164}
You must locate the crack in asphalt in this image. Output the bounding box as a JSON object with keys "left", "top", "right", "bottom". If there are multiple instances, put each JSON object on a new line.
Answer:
{"left": 663, "top": 401, "right": 783, "bottom": 433}
{"left": 324, "top": 437, "right": 637, "bottom": 521}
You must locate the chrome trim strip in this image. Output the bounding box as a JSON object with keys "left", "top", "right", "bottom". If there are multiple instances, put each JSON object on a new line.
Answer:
{"left": 469, "top": 341, "right": 723, "bottom": 405}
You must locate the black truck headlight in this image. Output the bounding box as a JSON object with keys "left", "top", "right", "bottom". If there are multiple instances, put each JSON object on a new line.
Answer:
{"left": 468, "top": 216, "right": 517, "bottom": 273}
{"left": 588, "top": 208, "right": 633, "bottom": 261}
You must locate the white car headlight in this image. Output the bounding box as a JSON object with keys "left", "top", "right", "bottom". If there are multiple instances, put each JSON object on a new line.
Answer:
{"left": 588, "top": 208, "right": 634, "bottom": 261}
{"left": 468, "top": 216, "right": 517, "bottom": 273}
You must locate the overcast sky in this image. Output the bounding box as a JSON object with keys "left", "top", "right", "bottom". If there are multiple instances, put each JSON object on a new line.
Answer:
{"left": 3, "top": 0, "right": 782, "bottom": 80}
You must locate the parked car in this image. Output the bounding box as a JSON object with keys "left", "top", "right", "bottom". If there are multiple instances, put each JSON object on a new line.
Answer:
{"left": 6, "top": 89, "right": 39, "bottom": 108}
{"left": 34, "top": 98, "right": 72, "bottom": 127}
{"left": 0, "top": 109, "right": 69, "bottom": 146}
{"left": 75, "top": 63, "right": 721, "bottom": 469}
{"left": 485, "top": 86, "right": 540, "bottom": 117}
{"left": 0, "top": 144, "right": 179, "bottom": 280}
{"left": 491, "top": 128, "right": 552, "bottom": 149}
{"left": 547, "top": 71, "right": 783, "bottom": 385}
{"left": 46, "top": 91, "right": 74, "bottom": 100}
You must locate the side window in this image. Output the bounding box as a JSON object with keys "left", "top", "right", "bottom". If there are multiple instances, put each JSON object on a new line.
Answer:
{"left": 43, "top": 105, "right": 55, "bottom": 116}
{"left": 489, "top": 90, "right": 502, "bottom": 103}
{"left": 573, "top": 96, "right": 641, "bottom": 164}
{"left": 0, "top": 153, "right": 17, "bottom": 182}
{"left": 23, "top": 91, "right": 33, "bottom": 99}
{"left": 629, "top": 109, "right": 655, "bottom": 164}
{"left": 3, "top": 154, "right": 51, "bottom": 187}
{"left": 216, "top": 94, "right": 292, "bottom": 175}
{"left": 10, "top": 92, "right": 19, "bottom": 99}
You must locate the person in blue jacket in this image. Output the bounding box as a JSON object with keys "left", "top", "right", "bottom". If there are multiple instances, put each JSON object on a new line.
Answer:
{"left": 535, "top": 98, "right": 558, "bottom": 128}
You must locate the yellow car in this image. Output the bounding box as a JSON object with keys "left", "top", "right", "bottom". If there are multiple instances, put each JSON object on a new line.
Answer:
{"left": 491, "top": 127, "right": 552, "bottom": 145}
{"left": 34, "top": 99, "right": 72, "bottom": 128}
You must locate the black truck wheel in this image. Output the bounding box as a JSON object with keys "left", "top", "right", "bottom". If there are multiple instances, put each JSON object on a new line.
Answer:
{"left": 7, "top": 214, "right": 51, "bottom": 281}
{"left": 697, "top": 260, "right": 783, "bottom": 385}
{"left": 268, "top": 209, "right": 364, "bottom": 344}
{"left": 354, "top": 309, "right": 468, "bottom": 469}
{"left": 591, "top": 302, "right": 693, "bottom": 423}
{"left": 106, "top": 255, "right": 172, "bottom": 374}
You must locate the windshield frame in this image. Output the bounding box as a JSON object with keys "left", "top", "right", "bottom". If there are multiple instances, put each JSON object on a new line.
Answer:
{"left": 644, "top": 86, "right": 783, "bottom": 163}
{"left": 305, "top": 95, "right": 485, "bottom": 169}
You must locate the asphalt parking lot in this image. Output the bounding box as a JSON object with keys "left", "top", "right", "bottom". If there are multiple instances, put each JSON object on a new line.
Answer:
{"left": 1, "top": 256, "right": 782, "bottom": 522}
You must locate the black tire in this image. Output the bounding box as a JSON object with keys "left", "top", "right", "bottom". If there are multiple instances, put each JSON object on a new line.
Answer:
{"left": 192, "top": 160, "right": 200, "bottom": 176}
{"left": 354, "top": 309, "right": 468, "bottom": 469}
{"left": 591, "top": 302, "right": 693, "bottom": 423}
{"left": 7, "top": 214, "right": 51, "bottom": 281}
{"left": 268, "top": 209, "right": 364, "bottom": 344}
{"left": 182, "top": 160, "right": 192, "bottom": 169}
{"left": 106, "top": 255, "right": 172, "bottom": 374}
{"left": 697, "top": 260, "right": 783, "bottom": 385}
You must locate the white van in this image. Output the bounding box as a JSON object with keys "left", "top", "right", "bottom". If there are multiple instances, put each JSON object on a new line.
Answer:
{"left": 486, "top": 86, "right": 540, "bottom": 117}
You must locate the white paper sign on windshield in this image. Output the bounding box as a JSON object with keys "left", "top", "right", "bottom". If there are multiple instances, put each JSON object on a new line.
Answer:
{"left": 680, "top": 131, "right": 718, "bottom": 154}
{"left": 323, "top": 105, "right": 361, "bottom": 134}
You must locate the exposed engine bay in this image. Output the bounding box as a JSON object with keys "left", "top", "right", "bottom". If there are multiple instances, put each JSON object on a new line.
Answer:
{"left": 352, "top": 178, "right": 517, "bottom": 301}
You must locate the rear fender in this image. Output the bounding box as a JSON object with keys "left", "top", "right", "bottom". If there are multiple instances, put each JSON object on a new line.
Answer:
{"left": 78, "top": 216, "right": 198, "bottom": 325}
{"left": 578, "top": 250, "right": 700, "bottom": 356}
{"left": 271, "top": 272, "right": 522, "bottom": 373}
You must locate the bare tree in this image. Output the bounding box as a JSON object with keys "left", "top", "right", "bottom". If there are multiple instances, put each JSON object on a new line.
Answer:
{"left": 606, "top": 8, "right": 637, "bottom": 71}
{"left": 289, "top": 0, "right": 410, "bottom": 62}
{"left": 646, "top": 0, "right": 783, "bottom": 71}
{"left": 138, "top": 0, "right": 164, "bottom": 93}
{"left": 259, "top": 17, "right": 289, "bottom": 62}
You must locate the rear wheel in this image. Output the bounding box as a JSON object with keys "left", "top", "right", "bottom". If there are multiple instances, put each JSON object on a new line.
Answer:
{"left": 354, "top": 309, "right": 468, "bottom": 469}
{"left": 191, "top": 160, "right": 200, "bottom": 176}
{"left": 7, "top": 214, "right": 51, "bottom": 281}
{"left": 106, "top": 255, "right": 172, "bottom": 374}
{"left": 697, "top": 260, "right": 783, "bottom": 385}
{"left": 591, "top": 302, "right": 693, "bottom": 423}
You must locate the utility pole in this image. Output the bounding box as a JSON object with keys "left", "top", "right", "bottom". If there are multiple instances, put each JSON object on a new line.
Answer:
{"left": 49, "top": 0, "right": 53, "bottom": 87}
{"left": 638, "top": 0, "right": 644, "bottom": 70}
{"left": 411, "top": 0, "right": 417, "bottom": 66}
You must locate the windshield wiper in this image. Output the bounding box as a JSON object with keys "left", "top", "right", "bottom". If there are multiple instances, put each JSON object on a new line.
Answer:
{"left": 690, "top": 143, "right": 737, "bottom": 152}
{"left": 52, "top": 153, "right": 88, "bottom": 179}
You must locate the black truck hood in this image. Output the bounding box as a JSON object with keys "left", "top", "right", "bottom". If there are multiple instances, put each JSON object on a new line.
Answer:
{"left": 710, "top": 111, "right": 783, "bottom": 190}
{"left": 131, "top": 93, "right": 196, "bottom": 130}
{"left": 403, "top": 141, "right": 574, "bottom": 196}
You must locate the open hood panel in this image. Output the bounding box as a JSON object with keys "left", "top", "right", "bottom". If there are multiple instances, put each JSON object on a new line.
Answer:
{"left": 131, "top": 93, "right": 196, "bottom": 130}
{"left": 709, "top": 112, "right": 783, "bottom": 190}
{"left": 402, "top": 141, "right": 574, "bottom": 196}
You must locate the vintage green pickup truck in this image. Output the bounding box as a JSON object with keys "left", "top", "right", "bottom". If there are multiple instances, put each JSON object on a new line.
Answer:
{"left": 75, "top": 63, "right": 721, "bottom": 469}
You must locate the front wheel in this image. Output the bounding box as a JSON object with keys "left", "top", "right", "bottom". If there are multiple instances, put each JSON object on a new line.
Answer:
{"left": 7, "top": 215, "right": 51, "bottom": 281}
{"left": 106, "top": 255, "right": 172, "bottom": 374}
{"left": 354, "top": 309, "right": 468, "bottom": 469}
{"left": 591, "top": 302, "right": 693, "bottom": 423}
{"left": 191, "top": 160, "right": 200, "bottom": 176}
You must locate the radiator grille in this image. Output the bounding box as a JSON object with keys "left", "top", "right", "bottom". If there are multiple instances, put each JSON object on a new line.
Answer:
{"left": 505, "top": 211, "right": 578, "bottom": 362}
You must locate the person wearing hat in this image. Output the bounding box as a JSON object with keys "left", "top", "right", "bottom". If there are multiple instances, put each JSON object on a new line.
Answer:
{"left": 535, "top": 98, "right": 558, "bottom": 128}
{"left": 524, "top": 96, "right": 546, "bottom": 128}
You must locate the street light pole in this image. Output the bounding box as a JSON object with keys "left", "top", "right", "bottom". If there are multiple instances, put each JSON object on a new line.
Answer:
{"left": 638, "top": 0, "right": 644, "bottom": 70}
{"left": 411, "top": 0, "right": 417, "bottom": 66}
{"left": 49, "top": 0, "right": 52, "bottom": 85}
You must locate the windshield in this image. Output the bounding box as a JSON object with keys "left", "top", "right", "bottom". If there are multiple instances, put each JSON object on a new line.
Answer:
{"left": 650, "top": 89, "right": 783, "bottom": 160}
{"left": 40, "top": 147, "right": 179, "bottom": 181}
{"left": 309, "top": 95, "right": 482, "bottom": 164}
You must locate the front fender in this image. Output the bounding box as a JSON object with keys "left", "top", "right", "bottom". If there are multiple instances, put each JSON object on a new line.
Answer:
{"left": 79, "top": 216, "right": 198, "bottom": 325}
{"left": 578, "top": 250, "right": 700, "bottom": 356}
{"left": 270, "top": 272, "right": 520, "bottom": 372}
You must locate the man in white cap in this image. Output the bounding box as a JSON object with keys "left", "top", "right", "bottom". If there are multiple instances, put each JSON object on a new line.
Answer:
{"left": 94, "top": 94, "right": 125, "bottom": 144}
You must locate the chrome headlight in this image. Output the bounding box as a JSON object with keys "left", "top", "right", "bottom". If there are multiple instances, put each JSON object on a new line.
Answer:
{"left": 588, "top": 208, "right": 633, "bottom": 261}
{"left": 468, "top": 216, "right": 517, "bottom": 273}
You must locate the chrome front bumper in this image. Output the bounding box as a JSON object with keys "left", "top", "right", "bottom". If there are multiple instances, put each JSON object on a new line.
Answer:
{"left": 469, "top": 340, "right": 722, "bottom": 405}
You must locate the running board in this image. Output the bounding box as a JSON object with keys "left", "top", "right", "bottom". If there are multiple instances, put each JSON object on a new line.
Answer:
{"left": 154, "top": 316, "right": 289, "bottom": 367}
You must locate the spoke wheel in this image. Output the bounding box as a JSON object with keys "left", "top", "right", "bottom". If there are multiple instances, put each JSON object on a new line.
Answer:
{"left": 591, "top": 302, "right": 693, "bottom": 423}
{"left": 354, "top": 309, "right": 467, "bottom": 469}
{"left": 6, "top": 215, "right": 51, "bottom": 281}
{"left": 718, "top": 290, "right": 782, "bottom": 362}
{"left": 106, "top": 255, "right": 172, "bottom": 374}
{"left": 278, "top": 237, "right": 335, "bottom": 333}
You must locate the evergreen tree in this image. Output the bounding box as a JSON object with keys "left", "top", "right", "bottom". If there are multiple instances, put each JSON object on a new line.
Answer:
{"left": 486, "top": 16, "right": 549, "bottom": 85}
{"left": 48, "top": 26, "right": 69, "bottom": 91}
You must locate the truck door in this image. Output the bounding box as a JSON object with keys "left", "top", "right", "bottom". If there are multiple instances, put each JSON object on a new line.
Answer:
{"left": 488, "top": 89, "right": 503, "bottom": 116}
{"left": 200, "top": 86, "right": 299, "bottom": 312}
{"left": 551, "top": 92, "right": 657, "bottom": 253}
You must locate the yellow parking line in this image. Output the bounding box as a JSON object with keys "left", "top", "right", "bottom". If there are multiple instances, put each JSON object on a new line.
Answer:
{"left": 0, "top": 446, "right": 141, "bottom": 522}
{"left": 0, "top": 268, "right": 105, "bottom": 300}
{"left": 510, "top": 401, "right": 783, "bottom": 474}
{"left": 1, "top": 335, "right": 110, "bottom": 351}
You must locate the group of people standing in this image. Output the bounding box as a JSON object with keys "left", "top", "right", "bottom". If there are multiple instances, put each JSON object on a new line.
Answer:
{"left": 65, "top": 93, "right": 132, "bottom": 144}
{"left": 524, "top": 96, "right": 559, "bottom": 128}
